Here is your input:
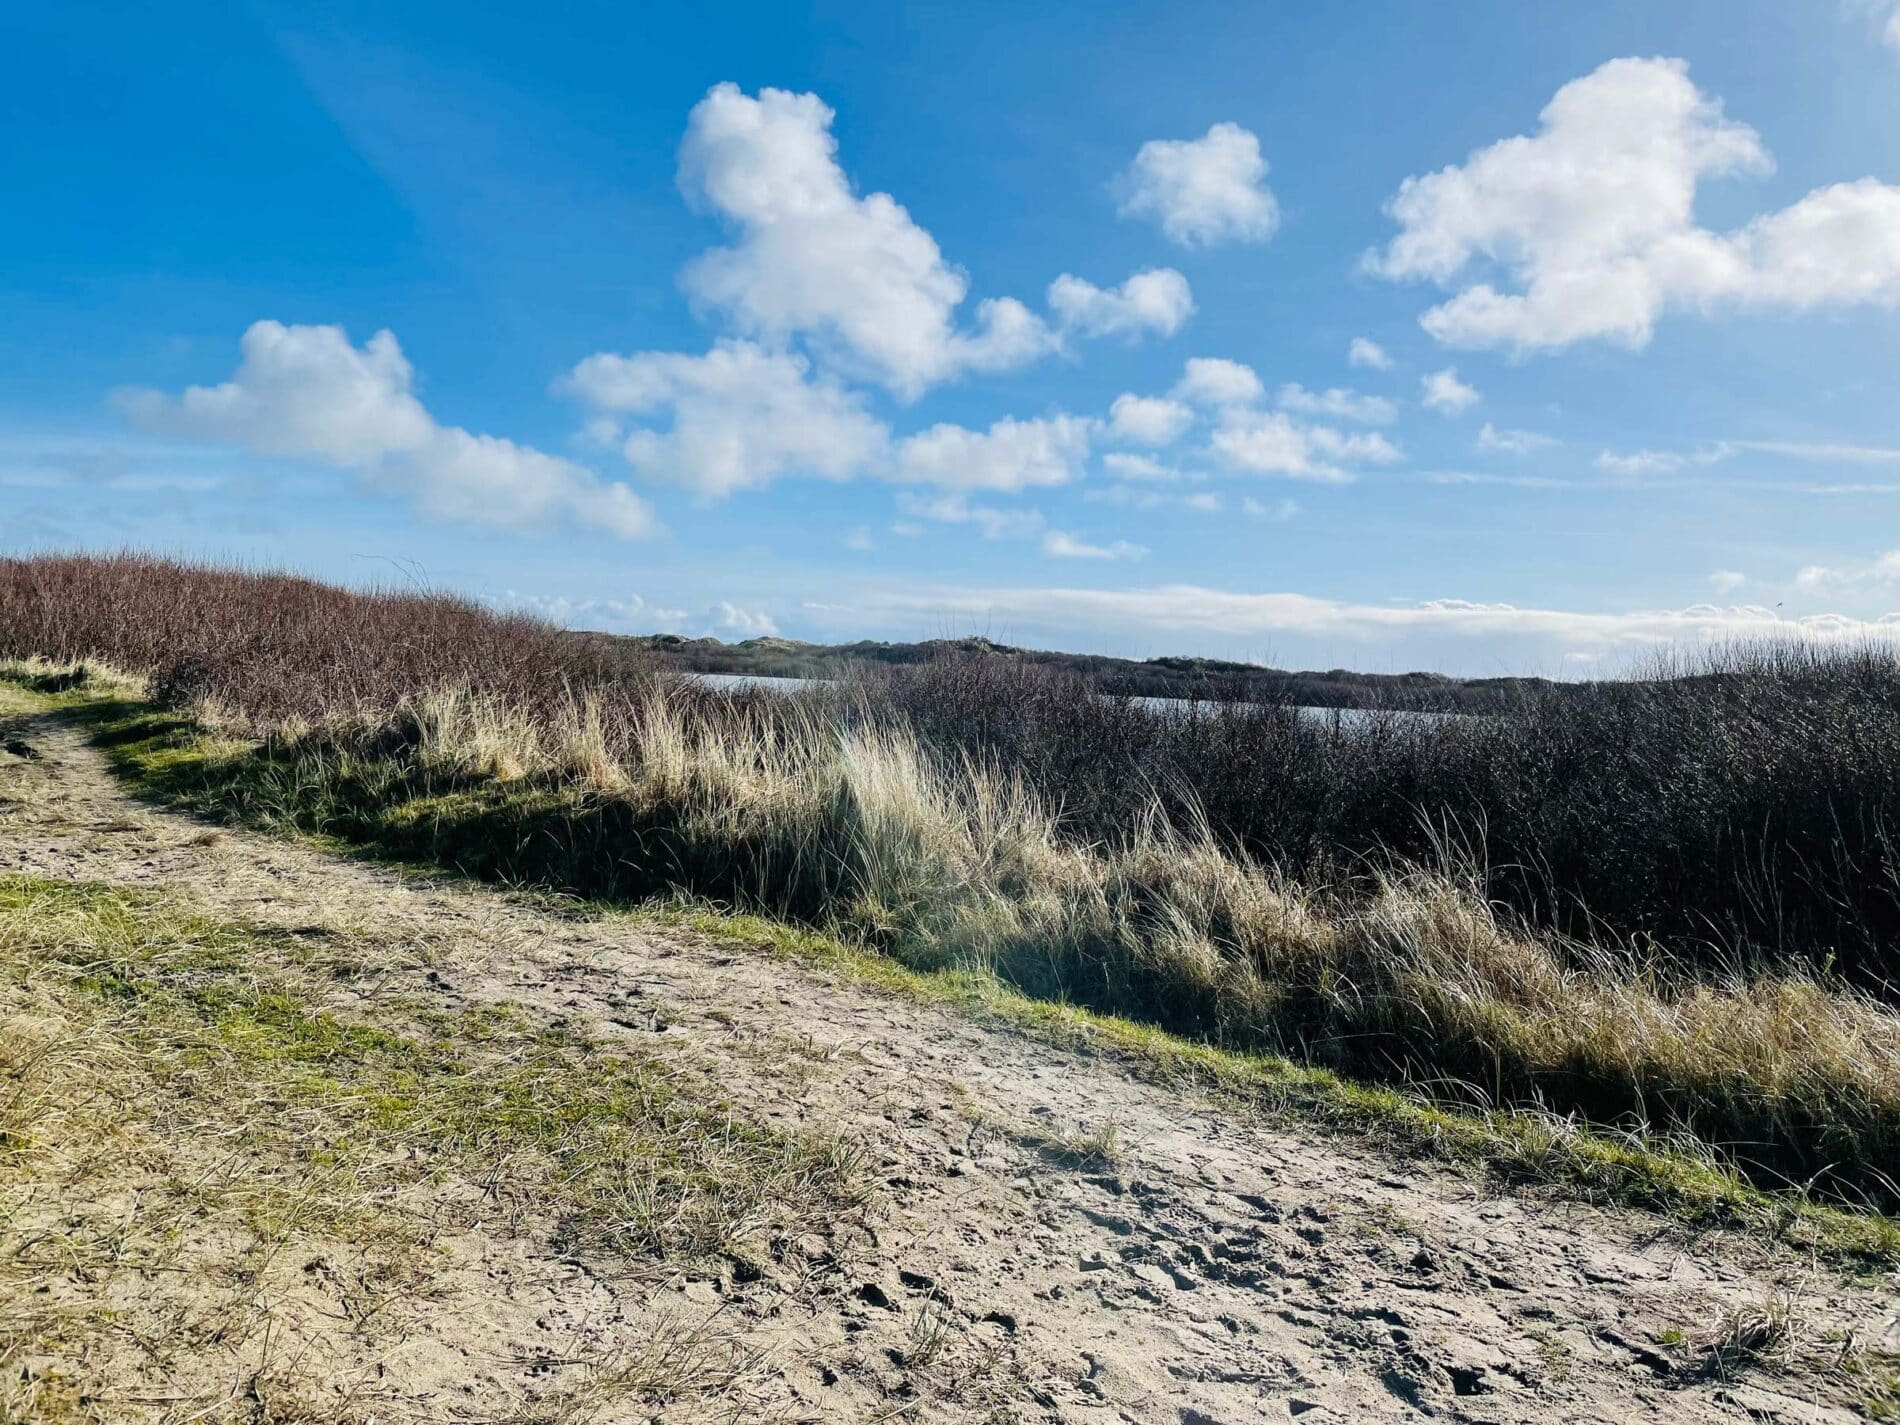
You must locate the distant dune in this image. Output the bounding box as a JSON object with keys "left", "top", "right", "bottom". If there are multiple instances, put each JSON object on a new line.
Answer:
{"left": 570, "top": 629, "right": 1560, "bottom": 711}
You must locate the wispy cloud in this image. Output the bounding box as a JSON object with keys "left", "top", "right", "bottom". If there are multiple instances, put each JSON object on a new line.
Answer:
{"left": 1101, "top": 452, "right": 1201, "bottom": 483}
{"left": 1242, "top": 496, "right": 1299, "bottom": 521}
{"left": 1596, "top": 448, "right": 1688, "bottom": 475}
{"left": 876, "top": 583, "right": 1900, "bottom": 648}
{"left": 505, "top": 590, "right": 781, "bottom": 639}
{"left": 1477, "top": 422, "right": 1557, "bottom": 455}
{"left": 1086, "top": 484, "right": 1224, "bottom": 515}
{"left": 895, "top": 491, "right": 1045, "bottom": 540}
{"left": 1724, "top": 439, "right": 1900, "bottom": 465}
{"left": 1041, "top": 530, "right": 1148, "bottom": 560}
{"left": 1423, "top": 470, "right": 1577, "bottom": 490}
{"left": 1277, "top": 383, "right": 1397, "bottom": 425}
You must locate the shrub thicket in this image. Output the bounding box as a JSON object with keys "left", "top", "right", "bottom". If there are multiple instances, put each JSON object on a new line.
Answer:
{"left": 0, "top": 552, "right": 639, "bottom": 723}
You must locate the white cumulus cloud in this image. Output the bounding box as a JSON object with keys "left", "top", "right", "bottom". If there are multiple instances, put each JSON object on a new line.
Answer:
{"left": 1347, "top": 337, "right": 1394, "bottom": 370}
{"left": 384, "top": 428, "right": 656, "bottom": 540}
{"left": 120, "top": 321, "right": 655, "bottom": 539}
{"left": 569, "top": 340, "right": 1112, "bottom": 498}
{"left": 1421, "top": 367, "right": 1480, "bottom": 415}
{"left": 677, "top": 83, "right": 1053, "bottom": 397}
{"left": 1172, "top": 357, "right": 1264, "bottom": 408}
{"left": 1047, "top": 268, "right": 1194, "bottom": 341}
{"left": 1102, "top": 452, "right": 1191, "bottom": 482}
{"left": 1114, "top": 122, "right": 1280, "bottom": 248}
{"left": 1370, "top": 57, "right": 1900, "bottom": 353}
{"left": 565, "top": 340, "right": 888, "bottom": 497}
{"left": 1209, "top": 409, "right": 1402, "bottom": 483}
{"left": 116, "top": 320, "right": 434, "bottom": 464}
{"left": 1107, "top": 393, "right": 1195, "bottom": 446}
{"left": 569, "top": 340, "right": 1107, "bottom": 499}
{"left": 892, "top": 414, "right": 1093, "bottom": 492}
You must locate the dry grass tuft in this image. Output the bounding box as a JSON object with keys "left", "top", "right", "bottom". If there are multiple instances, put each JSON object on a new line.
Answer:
{"left": 1693, "top": 1289, "right": 1804, "bottom": 1375}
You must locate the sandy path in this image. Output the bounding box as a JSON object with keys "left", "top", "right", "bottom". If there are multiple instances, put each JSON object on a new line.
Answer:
{"left": 2, "top": 698, "right": 1893, "bottom": 1424}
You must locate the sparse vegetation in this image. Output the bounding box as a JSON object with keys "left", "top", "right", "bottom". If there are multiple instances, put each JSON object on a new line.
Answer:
{"left": 0, "top": 872, "right": 865, "bottom": 1418}
{"left": 1693, "top": 1288, "right": 1803, "bottom": 1376}
{"left": 5, "top": 554, "right": 1900, "bottom": 1221}
{"left": 0, "top": 873, "right": 864, "bottom": 1258}
{"left": 1866, "top": 1372, "right": 1900, "bottom": 1421}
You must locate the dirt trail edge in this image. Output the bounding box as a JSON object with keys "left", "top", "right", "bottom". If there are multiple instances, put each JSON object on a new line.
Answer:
{"left": 3, "top": 700, "right": 1895, "bottom": 1424}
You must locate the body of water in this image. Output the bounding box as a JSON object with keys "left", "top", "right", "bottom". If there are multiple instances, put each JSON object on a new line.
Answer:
{"left": 686, "top": 672, "right": 1464, "bottom": 726}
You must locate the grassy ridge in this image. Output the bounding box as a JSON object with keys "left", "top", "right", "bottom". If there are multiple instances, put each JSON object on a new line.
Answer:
{"left": 4, "top": 554, "right": 1900, "bottom": 1216}
{"left": 23, "top": 675, "right": 1900, "bottom": 1229}
{"left": 13, "top": 684, "right": 1900, "bottom": 1265}
{"left": 856, "top": 650, "right": 1900, "bottom": 993}
{"left": 10, "top": 554, "right": 1900, "bottom": 989}
{"left": 14, "top": 554, "right": 1900, "bottom": 990}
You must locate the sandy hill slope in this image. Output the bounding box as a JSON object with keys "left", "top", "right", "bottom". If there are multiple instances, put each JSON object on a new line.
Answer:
{"left": 2, "top": 694, "right": 1894, "bottom": 1423}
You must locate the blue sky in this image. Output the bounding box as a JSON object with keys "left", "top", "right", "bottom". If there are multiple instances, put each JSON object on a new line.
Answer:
{"left": 6, "top": 1, "right": 1900, "bottom": 674}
